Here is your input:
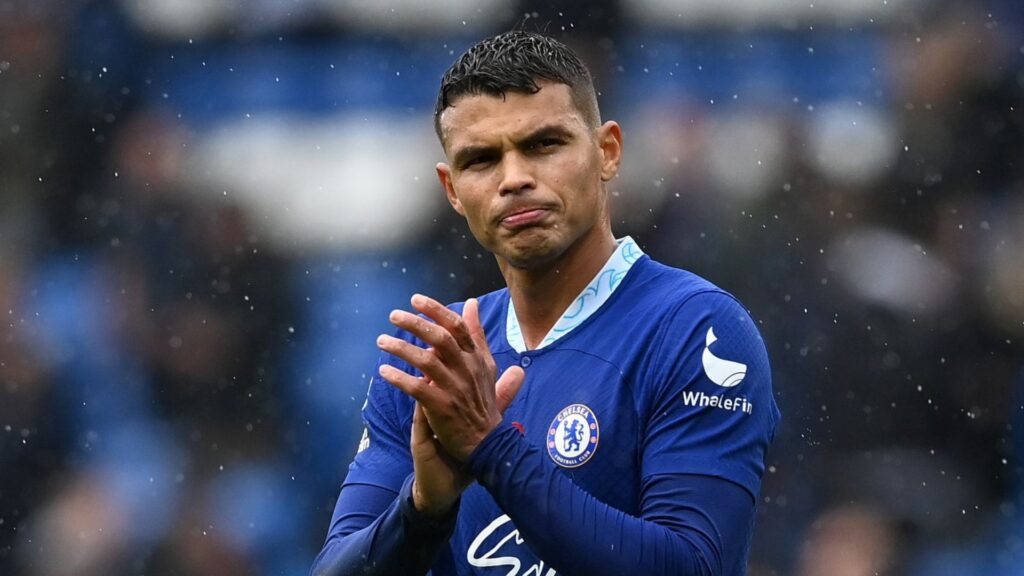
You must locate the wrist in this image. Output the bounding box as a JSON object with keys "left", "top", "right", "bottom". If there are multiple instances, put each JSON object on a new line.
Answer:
{"left": 400, "top": 475, "right": 460, "bottom": 533}
{"left": 455, "top": 413, "right": 505, "bottom": 462}
{"left": 467, "top": 421, "right": 521, "bottom": 477}
{"left": 411, "top": 478, "right": 458, "bottom": 518}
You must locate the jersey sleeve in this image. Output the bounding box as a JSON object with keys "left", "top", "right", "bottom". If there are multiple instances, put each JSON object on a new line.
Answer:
{"left": 342, "top": 329, "right": 419, "bottom": 491}
{"left": 470, "top": 424, "right": 755, "bottom": 575}
{"left": 311, "top": 328, "right": 454, "bottom": 576}
{"left": 641, "top": 291, "right": 780, "bottom": 500}
{"left": 345, "top": 302, "right": 469, "bottom": 490}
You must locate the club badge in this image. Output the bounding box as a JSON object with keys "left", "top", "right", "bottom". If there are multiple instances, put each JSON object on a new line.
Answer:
{"left": 546, "top": 404, "right": 599, "bottom": 468}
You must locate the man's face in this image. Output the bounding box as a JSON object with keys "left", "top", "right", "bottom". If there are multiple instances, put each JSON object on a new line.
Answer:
{"left": 436, "top": 82, "right": 622, "bottom": 269}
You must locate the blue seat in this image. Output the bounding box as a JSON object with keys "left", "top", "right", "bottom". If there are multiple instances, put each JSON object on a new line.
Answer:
{"left": 611, "top": 30, "right": 887, "bottom": 113}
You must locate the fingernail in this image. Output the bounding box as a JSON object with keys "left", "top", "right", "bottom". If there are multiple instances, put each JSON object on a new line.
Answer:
{"left": 411, "top": 293, "right": 425, "bottom": 305}
{"left": 377, "top": 334, "right": 388, "bottom": 346}
{"left": 389, "top": 309, "right": 400, "bottom": 322}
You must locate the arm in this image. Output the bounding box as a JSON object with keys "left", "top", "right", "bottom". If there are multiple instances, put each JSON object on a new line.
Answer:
{"left": 311, "top": 331, "right": 469, "bottom": 576}
{"left": 469, "top": 424, "right": 753, "bottom": 576}
{"left": 312, "top": 302, "right": 524, "bottom": 576}
{"left": 310, "top": 475, "right": 458, "bottom": 576}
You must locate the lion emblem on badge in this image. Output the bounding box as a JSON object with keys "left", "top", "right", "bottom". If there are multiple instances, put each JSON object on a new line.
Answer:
{"left": 547, "top": 404, "right": 599, "bottom": 468}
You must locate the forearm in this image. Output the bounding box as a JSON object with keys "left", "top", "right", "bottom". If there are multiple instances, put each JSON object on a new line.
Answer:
{"left": 469, "top": 424, "right": 723, "bottom": 576}
{"left": 310, "top": 475, "right": 457, "bottom": 576}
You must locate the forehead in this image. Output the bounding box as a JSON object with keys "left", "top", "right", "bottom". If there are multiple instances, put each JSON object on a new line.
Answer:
{"left": 439, "top": 82, "right": 587, "bottom": 150}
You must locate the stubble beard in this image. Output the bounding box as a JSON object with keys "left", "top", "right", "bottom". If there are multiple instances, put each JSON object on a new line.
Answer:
{"left": 480, "top": 222, "right": 562, "bottom": 271}
{"left": 496, "top": 220, "right": 597, "bottom": 273}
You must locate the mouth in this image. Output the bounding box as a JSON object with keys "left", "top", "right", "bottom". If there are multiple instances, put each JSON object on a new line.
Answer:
{"left": 499, "top": 207, "right": 550, "bottom": 229}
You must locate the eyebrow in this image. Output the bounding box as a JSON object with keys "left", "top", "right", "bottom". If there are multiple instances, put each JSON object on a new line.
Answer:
{"left": 518, "top": 124, "right": 575, "bottom": 148}
{"left": 451, "top": 123, "right": 576, "bottom": 169}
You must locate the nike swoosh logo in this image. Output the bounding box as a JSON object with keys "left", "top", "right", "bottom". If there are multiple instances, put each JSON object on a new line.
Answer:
{"left": 701, "top": 327, "right": 747, "bottom": 387}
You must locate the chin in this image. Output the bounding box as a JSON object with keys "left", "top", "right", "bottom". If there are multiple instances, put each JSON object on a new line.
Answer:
{"left": 499, "top": 232, "right": 565, "bottom": 269}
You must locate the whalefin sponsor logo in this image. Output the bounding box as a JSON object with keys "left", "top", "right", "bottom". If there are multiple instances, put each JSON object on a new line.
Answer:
{"left": 681, "top": 390, "right": 754, "bottom": 415}
{"left": 701, "top": 327, "right": 747, "bottom": 387}
{"left": 467, "top": 514, "right": 557, "bottom": 576}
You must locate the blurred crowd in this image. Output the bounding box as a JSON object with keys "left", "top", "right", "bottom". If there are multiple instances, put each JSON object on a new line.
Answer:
{"left": 0, "top": 1, "right": 1021, "bottom": 575}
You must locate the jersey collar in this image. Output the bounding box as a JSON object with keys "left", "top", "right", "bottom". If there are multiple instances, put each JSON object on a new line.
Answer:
{"left": 506, "top": 236, "right": 645, "bottom": 353}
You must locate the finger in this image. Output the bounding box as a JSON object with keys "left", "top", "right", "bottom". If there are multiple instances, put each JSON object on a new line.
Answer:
{"left": 494, "top": 365, "right": 525, "bottom": 414}
{"left": 377, "top": 334, "right": 453, "bottom": 387}
{"left": 377, "top": 363, "right": 444, "bottom": 405}
{"left": 411, "top": 294, "right": 476, "bottom": 352}
{"left": 462, "top": 298, "right": 492, "bottom": 356}
{"left": 388, "top": 309, "right": 462, "bottom": 363}
{"left": 411, "top": 402, "right": 430, "bottom": 445}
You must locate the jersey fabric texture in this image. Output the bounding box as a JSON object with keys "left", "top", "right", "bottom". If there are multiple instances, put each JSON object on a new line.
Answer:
{"left": 312, "top": 246, "right": 780, "bottom": 576}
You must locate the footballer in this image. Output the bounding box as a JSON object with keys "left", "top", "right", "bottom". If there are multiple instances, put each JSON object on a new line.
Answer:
{"left": 311, "top": 31, "right": 780, "bottom": 576}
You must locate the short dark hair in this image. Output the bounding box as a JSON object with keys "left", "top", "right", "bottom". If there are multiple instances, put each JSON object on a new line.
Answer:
{"left": 433, "top": 31, "right": 600, "bottom": 142}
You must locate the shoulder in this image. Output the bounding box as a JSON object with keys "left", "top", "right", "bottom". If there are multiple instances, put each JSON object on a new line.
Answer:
{"left": 572, "top": 256, "right": 762, "bottom": 376}
{"left": 633, "top": 264, "right": 780, "bottom": 494}
{"left": 624, "top": 256, "right": 754, "bottom": 329}
{"left": 627, "top": 258, "right": 770, "bottom": 397}
{"left": 633, "top": 256, "right": 726, "bottom": 301}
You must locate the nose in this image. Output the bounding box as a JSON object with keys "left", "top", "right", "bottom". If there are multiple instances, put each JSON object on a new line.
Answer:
{"left": 498, "top": 151, "right": 536, "bottom": 196}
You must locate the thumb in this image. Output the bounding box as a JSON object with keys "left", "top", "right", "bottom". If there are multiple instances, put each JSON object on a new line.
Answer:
{"left": 494, "top": 365, "right": 525, "bottom": 414}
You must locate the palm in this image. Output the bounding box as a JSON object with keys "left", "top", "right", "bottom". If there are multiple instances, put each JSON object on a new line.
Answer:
{"left": 379, "top": 296, "right": 525, "bottom": 516}
{"left": 411, "top": 401, "right": 472, "bottom": 517}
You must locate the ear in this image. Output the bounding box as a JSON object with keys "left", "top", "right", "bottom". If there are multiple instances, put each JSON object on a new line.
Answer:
{"left": 436, "top": 162, "right": 465, "bottom": 216}
{"left": 596, "top": 121, "right": 623, "bottom": 182}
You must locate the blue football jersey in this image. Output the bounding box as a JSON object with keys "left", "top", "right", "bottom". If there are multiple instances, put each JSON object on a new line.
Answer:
{"left": 341, "top": 250, "right": 780, "bottom": 575}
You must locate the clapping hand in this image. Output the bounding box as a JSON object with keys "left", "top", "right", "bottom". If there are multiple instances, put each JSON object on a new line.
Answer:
{"left": 376, "top": 295, "right": 524, "bottom": 515}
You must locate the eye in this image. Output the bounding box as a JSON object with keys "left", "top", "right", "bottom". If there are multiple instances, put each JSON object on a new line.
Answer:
{"left": 528, "top": 138, "right": 563, "bottom": 153}
{"left": 462, "top": 154, "right": 495, "bottom": 170}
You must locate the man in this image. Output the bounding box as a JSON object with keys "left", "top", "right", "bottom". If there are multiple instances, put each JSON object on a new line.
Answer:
{"left": 311, "top": 31, "right": 780, "bottom": 576}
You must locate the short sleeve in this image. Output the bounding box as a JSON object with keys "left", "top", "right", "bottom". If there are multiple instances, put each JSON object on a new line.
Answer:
{"left": 641, "top": 291, "right": 780, "bottom": 500}
{"left": 342, "top": 329, "right": 419, "bottom": 491}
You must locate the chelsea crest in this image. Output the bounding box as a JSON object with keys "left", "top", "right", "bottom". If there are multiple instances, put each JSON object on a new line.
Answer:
{"left": 547, "top": 404, "right": 600, "bottom": 468}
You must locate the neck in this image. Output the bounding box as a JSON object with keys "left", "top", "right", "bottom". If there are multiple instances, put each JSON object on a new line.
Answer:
{"left": 498, "top": 226, "right": 617, "bottom": 350}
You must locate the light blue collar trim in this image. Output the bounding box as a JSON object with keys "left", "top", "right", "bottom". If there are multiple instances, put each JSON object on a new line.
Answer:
{"left": 506, "top": 236, "right": 644, "bottom": 353}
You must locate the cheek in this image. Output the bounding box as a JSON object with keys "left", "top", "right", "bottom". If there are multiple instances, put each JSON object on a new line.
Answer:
{"left": 561, "top": 157, "right": 601, "bottom": 203}
{"left": 452, "top": 189, "right": 491, "bottom": 232}
{"left": 568, "top": 151, "right": 599, "bottom": 184}
{"left": 451, "top": 176, "right": 487, "bottom": 215}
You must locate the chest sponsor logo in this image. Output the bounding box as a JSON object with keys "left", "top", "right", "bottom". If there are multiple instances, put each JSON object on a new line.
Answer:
{"left": 701, "top": 326, "right": 747, "bottom": 387}
{"left": 467, "top": 514, "right": 557, "bottom": 576}
{"left": 546, "top": 404, "right": 599, "bottom": 468}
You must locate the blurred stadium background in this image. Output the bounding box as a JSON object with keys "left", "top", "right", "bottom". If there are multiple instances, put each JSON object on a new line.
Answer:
{"left": 1, "top": 0, "right": 1022, "bottom": 574}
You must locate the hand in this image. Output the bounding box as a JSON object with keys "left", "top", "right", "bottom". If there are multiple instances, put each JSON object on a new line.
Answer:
{"left": 410, "top": 401, "right": 471, "bottom": 517}
{"left": 377, "top": 294, "right": 524, "bottom": 462}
